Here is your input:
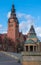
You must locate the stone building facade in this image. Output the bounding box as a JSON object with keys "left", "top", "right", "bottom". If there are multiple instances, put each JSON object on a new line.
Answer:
{"left": 24, "top": 25, "right": 41, "bottom": 52}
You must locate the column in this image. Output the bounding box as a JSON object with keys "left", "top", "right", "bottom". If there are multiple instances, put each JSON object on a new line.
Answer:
{"left": 33, "top": 46, "right": 34, "bottom": 52}
{"left": 24, "top": 46, "right": 26, "bottom": 51}
{"left": 36, "top": 46, "right": 37, "bottom": 52}
{"left": 34, "top": 46, "right": 37, "bottom": 52}
{"left": 28, "top": 45, "right": 30, "bottom": 52}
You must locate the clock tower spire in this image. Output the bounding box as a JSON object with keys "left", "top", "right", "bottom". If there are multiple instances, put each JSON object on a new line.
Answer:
{"left": 10, "top": 4, "right": 16, "bottom": 19}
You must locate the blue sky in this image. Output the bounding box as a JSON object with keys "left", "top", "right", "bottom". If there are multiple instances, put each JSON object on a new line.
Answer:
{"left": 0, "top": 0, "right": 41, "bottom": 37}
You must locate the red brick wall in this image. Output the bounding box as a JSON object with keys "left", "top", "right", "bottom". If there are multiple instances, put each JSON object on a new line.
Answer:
{"left": 7, "top": 19, "right": 19, "bottom": 42}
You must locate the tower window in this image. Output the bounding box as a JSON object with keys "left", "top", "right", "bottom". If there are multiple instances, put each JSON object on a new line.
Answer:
{"left": 9, "top": 24, "right": 13, "bottom": 27}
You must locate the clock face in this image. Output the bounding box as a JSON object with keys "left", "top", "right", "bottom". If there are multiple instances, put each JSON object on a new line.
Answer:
{"left": 10, "top": 19, "right": 14, "bottom": 23}
{"left": 9, "top": 19, "right": 14, "bottom": 27}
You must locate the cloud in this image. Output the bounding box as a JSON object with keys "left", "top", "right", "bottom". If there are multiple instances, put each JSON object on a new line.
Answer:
{"left": 18, "top": 13, "right": 34, "bottom": 34}
{"left": 19, "top": 21, "right": 28, "bottom": 34}
{"left": 0, "top": 24, "right": 3, "bottom": 28}
{"left": 17, "top": 13, "right": 25, "bottom": 18}
{"left": 0, "top": 29, "right": 7, "bottom": 34}
{"left": 0, "top": 24, "right": 7, "bottom": 34}
{"left": 35, "top": 27, "right": 41, "bottom": 37}
{"left": 7, "top": 11, "right": 11, "bottom": 18}
{"left": 2, "top": 31, "right": 7, "bottom": 34}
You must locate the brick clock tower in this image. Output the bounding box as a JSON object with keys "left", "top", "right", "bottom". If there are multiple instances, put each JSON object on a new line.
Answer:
{"left": 7, "top": 5, "right": 19, "bottom": 51}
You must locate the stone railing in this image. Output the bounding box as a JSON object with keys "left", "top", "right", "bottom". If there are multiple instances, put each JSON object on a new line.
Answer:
{"left": 21, "top": 52, "right": 41, "bottom": 56}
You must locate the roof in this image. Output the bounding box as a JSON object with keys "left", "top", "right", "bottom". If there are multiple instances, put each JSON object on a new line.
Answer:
{"left": 25, "top": 38, "right": 40, "bottom": 44}
{"left": 29, "top": 25, "right": 36, "bottom": 35}
{"left": 28, "top": 34, "right": 37, "bottom": 38}
{"left": 25, "top": 39, "right": 35, "bottom": 44}
{"left": 0, "top": 34, "right": 7, "bottom": 40}
{"left": 23, "top": 35, "right": 27, "bottom": 41}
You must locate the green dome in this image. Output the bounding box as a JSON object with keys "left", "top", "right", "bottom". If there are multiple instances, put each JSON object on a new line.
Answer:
{"left": 25, "top": 39, "right": 35, "bottom": 44}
